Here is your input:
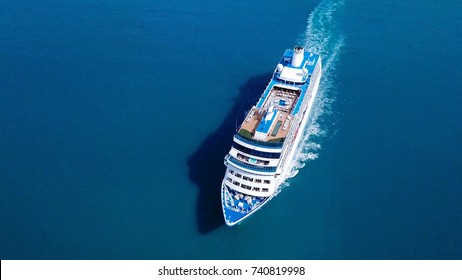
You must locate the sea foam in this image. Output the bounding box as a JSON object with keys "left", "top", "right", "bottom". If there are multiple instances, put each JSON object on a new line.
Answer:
{"left": 277, "top": 0, "right": 345, "bottom": 192}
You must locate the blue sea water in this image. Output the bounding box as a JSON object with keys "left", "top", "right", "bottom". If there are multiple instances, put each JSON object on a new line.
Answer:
{"left": 1, "top": 0, "right": 461, "bottom": 259}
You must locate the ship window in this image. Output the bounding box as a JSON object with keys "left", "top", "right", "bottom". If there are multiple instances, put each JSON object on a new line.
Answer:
{"left": 245, "top": 185, "right": 251, "bottom": 190}
{"left": 233, "top": 181, "right": 240, "bottom": 186}
{"left": 262, "top": 188, "right": 269, "bottom": 192}
{"left": 264, "top": 180, "right": 271, "bottom": 184}
{"left": 227, "top": 177, "right": 232, "bottom": 183}
{"left": 232, "top": 142, "right": 281, "bottom": 159}
{"left": 237, "top": 152, "right": 273, "bottom": 165}
{"left": 253, "top": 187, "right": 260, "bottom": 191}
{"left": 242, "top": 176, "right": 254, "bottom": 182}
{"left": 235, "top": 173, "right": 242, "bottom": 178}
{"left": 229, "top": 169, "right": 234, "bottom": 175}
{"left": 255, "top": 179, "right": 262, "bottom": 183}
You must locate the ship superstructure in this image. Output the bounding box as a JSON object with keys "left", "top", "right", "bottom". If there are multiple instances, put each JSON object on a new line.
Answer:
{"left": 221, "top": 47, "right": 322, "bottom": 226}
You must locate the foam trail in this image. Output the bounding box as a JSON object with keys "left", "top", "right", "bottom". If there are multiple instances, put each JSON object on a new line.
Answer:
{"left": 277, "top": 0, "right": 345, "bottom": 191}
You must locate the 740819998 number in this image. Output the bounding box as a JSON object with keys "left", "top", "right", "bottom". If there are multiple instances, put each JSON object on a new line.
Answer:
{"left": 251, "top": 267, "right": 305, "bottom": 276}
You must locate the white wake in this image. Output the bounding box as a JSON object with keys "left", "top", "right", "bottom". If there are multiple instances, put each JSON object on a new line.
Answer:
{"left": 277, "top": 0, "right": 345, "bottom": 191}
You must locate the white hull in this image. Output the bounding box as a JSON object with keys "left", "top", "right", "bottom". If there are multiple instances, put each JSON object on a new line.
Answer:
{"left": 274, "top": 64, "right": 321, "bottom": 186}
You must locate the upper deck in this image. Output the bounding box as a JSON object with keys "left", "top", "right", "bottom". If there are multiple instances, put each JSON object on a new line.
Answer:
{"left": 237, "top": 47, "right": 320, "bottom": 145}
{"left": 276, "top": 48, "right": 320, "bottom": 84}
{"left": 239, "top": 86, "right": 300, "bottom": 142}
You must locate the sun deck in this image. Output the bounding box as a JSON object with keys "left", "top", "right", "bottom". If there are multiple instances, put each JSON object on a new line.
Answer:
{"left": 239, "top": 86, "right": 300, "bottom": 142}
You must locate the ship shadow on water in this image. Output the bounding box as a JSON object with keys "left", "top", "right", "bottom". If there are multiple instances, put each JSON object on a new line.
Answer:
{"left": 187, "top": 72, "right": 273, "bottom": 235}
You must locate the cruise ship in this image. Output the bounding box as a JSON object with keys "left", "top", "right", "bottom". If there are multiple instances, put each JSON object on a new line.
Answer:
{"left": 221, "top": 47, "right": 322, "bottom": 226}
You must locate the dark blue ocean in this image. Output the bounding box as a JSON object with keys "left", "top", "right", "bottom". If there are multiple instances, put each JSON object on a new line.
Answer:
{"left": 1, "top": 0, "right": 461, "bottom": 259}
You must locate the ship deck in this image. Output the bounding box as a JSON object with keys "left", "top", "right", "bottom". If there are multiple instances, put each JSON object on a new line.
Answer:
{"left": 239, "top": 86, "right": 300, "bottom": 142}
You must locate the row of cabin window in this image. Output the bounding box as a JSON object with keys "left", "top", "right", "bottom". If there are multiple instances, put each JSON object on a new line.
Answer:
{"left": 226, "top": 177, "right": 269, "bottom": 192}
{"left": 232, "top": 142, "right": 281, "bottom": 159}
{"left": 228, "top": 169, "right": 270, "bottom": 184}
